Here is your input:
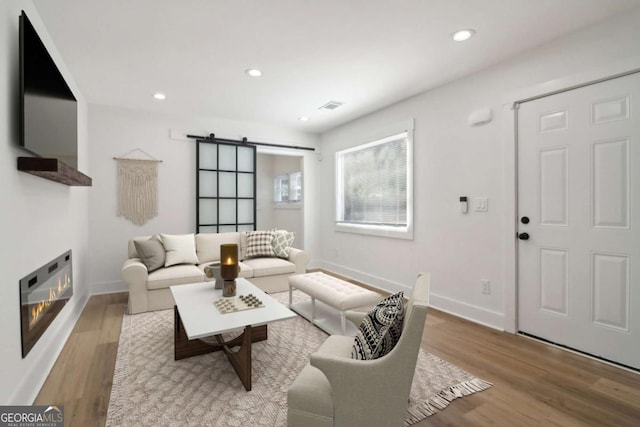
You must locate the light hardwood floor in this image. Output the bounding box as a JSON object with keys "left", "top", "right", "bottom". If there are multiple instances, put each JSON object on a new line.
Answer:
{"left": 35, "top": 279, "right": 640, "bottom": 426}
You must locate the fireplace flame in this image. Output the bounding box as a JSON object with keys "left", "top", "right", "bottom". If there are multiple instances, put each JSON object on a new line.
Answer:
{"left": 29, "top": 272, "right": 71, "bottom": 328}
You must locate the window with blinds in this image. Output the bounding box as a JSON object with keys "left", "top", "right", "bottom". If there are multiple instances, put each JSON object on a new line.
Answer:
{"left": 335, "top": 128, "right": 413, "bottom": 239}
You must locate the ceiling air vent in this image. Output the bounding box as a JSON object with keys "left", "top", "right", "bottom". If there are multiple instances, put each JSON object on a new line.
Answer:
{"left": 318, "top": 101, "right": 344, "bottom": 111}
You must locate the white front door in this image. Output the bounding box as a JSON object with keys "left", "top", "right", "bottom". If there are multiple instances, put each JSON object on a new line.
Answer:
{"left": 517, "top": 72, "right": 640, "bottom": 369}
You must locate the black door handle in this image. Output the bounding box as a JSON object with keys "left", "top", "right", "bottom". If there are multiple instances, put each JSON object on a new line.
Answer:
{"left": 518, "top": 232, "right": 530, "bottom": 240}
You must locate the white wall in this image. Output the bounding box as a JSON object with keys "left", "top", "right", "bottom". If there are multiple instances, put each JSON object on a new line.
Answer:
{"left": 271, "top": 154, "right": 304, "bottom": 247}
{"left": 256, "top": 153, "right": 275, "bottom": 229}
{"left": 0, "top": 1, "right": 91, "bottom": 404}
{"left": 87, "top": 105, "right": 319, "bottom": 293}
{"left": 256, "top": 153, "right": 305, "bottom": 247}
{"left": 316, "top": 9, "right": 640, "bottom": 330}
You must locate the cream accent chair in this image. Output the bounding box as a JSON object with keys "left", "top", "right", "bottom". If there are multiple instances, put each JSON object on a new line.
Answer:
{"left": 287, "top": 273, "right": 430, "bottom": 427}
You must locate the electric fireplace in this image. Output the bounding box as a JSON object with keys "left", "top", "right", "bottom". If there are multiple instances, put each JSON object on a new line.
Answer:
{"left": 20, "top": 250, "right": 73, "bottom": 358}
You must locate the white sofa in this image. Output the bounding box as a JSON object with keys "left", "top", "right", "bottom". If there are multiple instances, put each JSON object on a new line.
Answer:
{"left": 122, "top": 232, "right": 310, "bottom": 314}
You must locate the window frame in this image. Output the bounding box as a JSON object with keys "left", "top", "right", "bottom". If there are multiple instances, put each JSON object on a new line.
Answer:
{"left": 334, "top": 119, "right": 414, "bottom": 240}
{"left": 289, "top": 171, "right": 302, "bottom": 202}
{"left": 273, "top": 174, "right": 289, "bottom": 203}
{"left": 274, "top": 171, "right": 303, "bottom": 204}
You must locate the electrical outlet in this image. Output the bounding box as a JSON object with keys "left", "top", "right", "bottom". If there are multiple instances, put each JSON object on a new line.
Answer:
{"left": 481, "top": 280, "right": 491, "bottom": 295}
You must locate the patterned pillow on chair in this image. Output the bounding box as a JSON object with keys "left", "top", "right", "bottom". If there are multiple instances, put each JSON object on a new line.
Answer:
{"left": 245, "top": 230, "right": 276, "bottom": 258}
{"left": 352, "top": 291, "right": 405, "bottom": 360}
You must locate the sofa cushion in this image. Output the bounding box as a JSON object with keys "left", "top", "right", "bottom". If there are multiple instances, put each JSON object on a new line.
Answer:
{"left": 351, "top": 291, "right": 405, "bottom": 360}
{"left": 133, "top": 236, "right": 165, "bottom": 272}
{"left": 146, "top": 265, "right": 204, "bottom": 290}
{"left": 161, "top": 233, "right": 199, "bottom": 267}
{"left": 242, "top": 257, "right": 295, "bottom": 277}
{"left": 272, "top": 230, "right": 295, "bottom": 258}
{"left": 196, "top": 232, "right": 241, "bottom": 264}
{"left": 245, "top": 230, "right": 276, "bottom": 258}
{"left": 238, "top": 261, "right": 254, "bottom": 278}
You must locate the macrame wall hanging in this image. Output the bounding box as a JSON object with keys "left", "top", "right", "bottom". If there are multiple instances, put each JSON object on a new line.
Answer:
{"left": 113, "top": 149, "right": 162, "bottom": 225}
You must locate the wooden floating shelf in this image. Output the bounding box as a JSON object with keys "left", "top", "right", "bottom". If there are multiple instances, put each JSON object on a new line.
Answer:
{"left": 17, "top": 157, "right": 92, "bottom": 186}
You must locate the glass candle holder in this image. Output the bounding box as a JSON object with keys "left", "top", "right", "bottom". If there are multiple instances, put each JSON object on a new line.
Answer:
{"left": 220, "top": 244, "right": 238, "bottom": 297}
{"left": 220, "top": 244, "right": 239, "bottom": 280}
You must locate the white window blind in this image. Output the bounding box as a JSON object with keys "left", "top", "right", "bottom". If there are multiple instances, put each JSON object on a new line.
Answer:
{"left": 336, "top": 131, "right": 410, "bottom": 234}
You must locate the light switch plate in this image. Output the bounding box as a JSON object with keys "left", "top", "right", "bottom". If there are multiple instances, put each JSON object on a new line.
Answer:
{"left": 474, "top": 197, "right": 488, "bottom": 212}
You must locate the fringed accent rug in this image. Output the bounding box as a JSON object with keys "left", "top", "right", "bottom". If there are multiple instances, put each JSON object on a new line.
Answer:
{"left": 106, "top": 291, "right": 491, "bottom": 426}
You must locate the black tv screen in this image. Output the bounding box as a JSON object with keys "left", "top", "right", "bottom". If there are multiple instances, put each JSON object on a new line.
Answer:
{"left": 20, "top": 11, "right": 78, "bottom": 169}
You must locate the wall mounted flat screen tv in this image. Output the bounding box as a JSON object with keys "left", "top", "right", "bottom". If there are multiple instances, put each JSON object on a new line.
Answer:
{"left": 20, "top": 11, "right": 78, "bottom": 170}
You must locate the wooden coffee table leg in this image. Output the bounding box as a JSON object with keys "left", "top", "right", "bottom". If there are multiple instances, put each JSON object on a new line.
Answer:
{"left": 174, "top": 307, "right": 267, "bottom": 361}
{"left": 216, "top": 325, "right": 253, "bottom": 391}
{"left": 174, "top": 307, "right": 267, "bottom": 391}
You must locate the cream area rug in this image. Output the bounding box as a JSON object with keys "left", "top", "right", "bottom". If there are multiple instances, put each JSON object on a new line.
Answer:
{"left": 106, "top": 291, "right": 491, "bottom": 426}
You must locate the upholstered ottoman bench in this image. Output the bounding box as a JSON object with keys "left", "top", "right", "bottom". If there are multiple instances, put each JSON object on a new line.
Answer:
{"left": 288, "top": 272, "right": 383, "bottom": 335}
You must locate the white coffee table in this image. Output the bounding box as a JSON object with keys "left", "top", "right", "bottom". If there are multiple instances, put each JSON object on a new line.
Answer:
{"left": 170, "top": 278, "right": 295, "bottom": 391}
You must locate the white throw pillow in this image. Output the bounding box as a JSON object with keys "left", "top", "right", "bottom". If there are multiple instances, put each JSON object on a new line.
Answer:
{"left": 161, "top": 233, "right": 199, "bottom": 267}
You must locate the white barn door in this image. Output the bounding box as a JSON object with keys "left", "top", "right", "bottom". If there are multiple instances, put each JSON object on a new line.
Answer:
{"left": 517, "top": 72, "right": 640, "bottom": 369}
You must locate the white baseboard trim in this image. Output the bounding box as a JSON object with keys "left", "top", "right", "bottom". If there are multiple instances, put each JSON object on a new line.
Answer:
{"left": 315, "top": 260, "right": 505, "bottom": 331}
{"left": 429, "top": 292, "right": 505, "bottom": 331}
{"left": 307, "top": 259, "right": 324, "bottom": 270}
{"left": 11, "top": 289, "right": 90, "bottom": 404}
{"left": 92, "top": 280, "right": 128, "bottom": 295}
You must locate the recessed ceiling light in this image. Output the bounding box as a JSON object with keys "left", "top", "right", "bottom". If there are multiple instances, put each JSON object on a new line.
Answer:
{"left": 452, "top": 29, "right": 475, "bottom": 42}
{"left": 153, "top": 92, "right": 166, "bottom": 100}
{"left": 298, "top": 116, "right": 309, "bottom": 122}
{"left": 245, "top": 68, "right": 263, "bottom": 77}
